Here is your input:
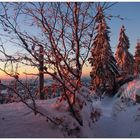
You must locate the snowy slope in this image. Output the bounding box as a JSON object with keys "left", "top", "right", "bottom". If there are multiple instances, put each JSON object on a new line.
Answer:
{"left": 1, "top": 97, "right": 140, "bottom": 138}
{"left": 92, "top": 97, "right": 140, "bottom": 138}
{"left": 1, "top": 79, "right": 140, "bottom": 138}
{"left": 0, "top": 100, "right": 64, "bottom": 138}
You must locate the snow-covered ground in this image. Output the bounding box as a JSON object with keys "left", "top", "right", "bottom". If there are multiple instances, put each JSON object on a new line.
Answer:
{"left": 1, "top": 79, "right": 140, "bottom": 138}
{"left": 0, "top": 100, "right": 64, "bottom": 138}
{"left": 92, "top": 97, "right": 140, "bottom": 138}
{"left": 0, "top": 97, "right": 140, "bottom": 138}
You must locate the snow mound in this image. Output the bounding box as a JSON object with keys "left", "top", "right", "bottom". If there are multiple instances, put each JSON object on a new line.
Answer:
{"left": 93, "top": 103, "right": 140, "bottom": 137}
{"left": 0, "top": 86, "right": 101, "bottom": 138}
{"left": 116, "top": 78, "right": 140, "bottom": 102}
{"left": 2, "top": 82, "right": 140, "bottom": 138}
{"left": 0, "top": 100, "right": 64, "bottom": 138}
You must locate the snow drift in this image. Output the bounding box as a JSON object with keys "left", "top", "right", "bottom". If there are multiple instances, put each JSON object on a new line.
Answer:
{"left": 116, "top": 77, "right": 140, "bottom": 102}
{"left": 1, "top": 79, "right": 140, "bottom": 138}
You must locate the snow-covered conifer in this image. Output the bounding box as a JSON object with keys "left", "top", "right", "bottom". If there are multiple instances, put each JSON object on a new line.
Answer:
{"left": 115, "top": 25, "right": 134, "bottom": 75}
{"left": 89, "top": 6, "right": 119, "bottom": 95}
{"left": 134, "top": 40, "right": 140, "bottom": 75}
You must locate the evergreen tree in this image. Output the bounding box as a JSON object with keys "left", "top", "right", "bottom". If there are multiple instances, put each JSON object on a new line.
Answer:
{"left": 115, "top": 25, "right": 134, "bottom": 75}
{"left": 134, "top": 40, "right": 140, "bottom": 75}
{"left": 89, "top": 6, "right": 119, "bottom": 95}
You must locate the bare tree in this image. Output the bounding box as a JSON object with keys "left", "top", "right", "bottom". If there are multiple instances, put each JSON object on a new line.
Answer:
{"left": 0, "top": 2, "right": 117, "bottom": 126}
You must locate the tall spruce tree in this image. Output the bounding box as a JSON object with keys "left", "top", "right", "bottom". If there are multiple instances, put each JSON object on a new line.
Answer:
{"left": 134, "top": 40, "right": 140, "bottom": 75}
{"left": 89, "top": 6, "right": 119, "bottom": 95}
{"left": 115, "top": 26, "right": 134, "bottom": 75}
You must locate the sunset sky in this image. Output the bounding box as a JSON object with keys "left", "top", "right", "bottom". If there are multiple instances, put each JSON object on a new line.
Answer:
{"left": 0, "top": 2, "right": 140, "bottom": 80}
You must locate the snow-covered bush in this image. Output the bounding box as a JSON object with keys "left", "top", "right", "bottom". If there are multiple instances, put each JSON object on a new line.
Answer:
{"left": 115, "top": 78, "right": 140, "bottom": 102}
{"left": 112, "top": 78, "right": 140, "bottom": 118}
{"left": 34, "top": 86, "right": 102, "bottom": 137}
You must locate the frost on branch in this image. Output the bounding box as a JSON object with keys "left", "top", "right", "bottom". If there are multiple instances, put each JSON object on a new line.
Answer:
{"left": 43, "top": 86, "right": 102, "bottom": 137}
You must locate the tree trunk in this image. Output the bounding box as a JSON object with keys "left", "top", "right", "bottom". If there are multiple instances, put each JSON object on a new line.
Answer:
{"left": 39, "top": 45, "right": 44, "bottom": 100}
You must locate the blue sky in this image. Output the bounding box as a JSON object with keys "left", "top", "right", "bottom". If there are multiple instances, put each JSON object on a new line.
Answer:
{"left": 0, "top": 2, "right": 140, "bottom": 56}
{"left": 0, "top": 2, "right": 140, "bottom": 78}
{"left": 107, "top": 2, "right": 140, "bottom": 55}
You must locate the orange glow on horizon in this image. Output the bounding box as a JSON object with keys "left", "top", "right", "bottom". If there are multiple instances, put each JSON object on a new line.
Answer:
{"left": 82, "top": 65, "right": 91, "bottom": 77}
{"left": 0, "top": 64, "right": 91, "bottom": 80}
{"left": 0, "top": 66, "right": 39, "bottom": 80}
